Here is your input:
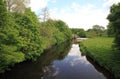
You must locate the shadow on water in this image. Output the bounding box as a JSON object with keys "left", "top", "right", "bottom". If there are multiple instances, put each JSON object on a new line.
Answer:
{"left": 85, "top": 56, "right": 114, "bottom": 79}
{"left": 0, "top": 42, "right": 72, "bottom": 79}
{"left": 0, "top": 41, "right": 114, "bottom": 79}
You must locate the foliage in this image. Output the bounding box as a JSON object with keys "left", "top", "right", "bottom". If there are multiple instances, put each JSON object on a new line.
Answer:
{"left": 71, "top": 28, "right": 86, "bottom": 38}
{"left": 6, "top": 0, "right": 30, "bottom": 13}
{"left": 40, "top": 19, "right": 58, "bottom": 48}
{"left": 86, "top": 25, "right": 106, "bottom": 38}
{"left": 0, "top": 0, "right": 7, "bottom": 26}
{"left": 0, "top": 1, "right": 72, "bottom": 72}
{"left": 54, "top": 20, "right": 72, "bottom": 41}
{"left": 86, "top": 29, "right": 97, "bottom": 38}
{"left": 14, "top": 8, "right": 44, "bottom": 60}
{"left": 92, "top": 25, "right": 105, "bottom": 36}
{"left": 107, "top": 24, "right": 115, "bottom": 37}
{"left": 107, "top": 3, "right": 120, "bottom": 49}
{"left": 40, "top": 19, "right": 72, "bottom": 47}
{"left": 0, "top": 0, "right": 25, "bottom": 72}
{"left": 80, "top": 37, "right": 120, "bottom": 78}
{"left": 39, "top": 7, "right": 49, "bottom": 22}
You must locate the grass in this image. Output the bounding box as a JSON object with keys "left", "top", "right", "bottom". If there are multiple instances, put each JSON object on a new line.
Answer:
{"left": 80, "top": 37, "right": 120, "bottom": 79}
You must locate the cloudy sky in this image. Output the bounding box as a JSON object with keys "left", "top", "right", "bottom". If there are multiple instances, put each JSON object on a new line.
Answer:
{"left": 30, "top": 0, "right": 120, "bottom": 30}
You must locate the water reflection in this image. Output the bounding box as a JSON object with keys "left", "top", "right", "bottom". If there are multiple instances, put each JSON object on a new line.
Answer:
{"left": 0, "top": 43, "right": 114, "bottom": 79}
{"left": 45, "top": 44, "right": 107, "bottom": 79}
{"left": 0, "top": 42, "right": 71, "bottom": 79}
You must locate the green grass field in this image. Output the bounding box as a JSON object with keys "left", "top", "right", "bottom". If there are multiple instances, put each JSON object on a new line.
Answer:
{"left": 80, "top": 37, "right": 120, "bottom": 78}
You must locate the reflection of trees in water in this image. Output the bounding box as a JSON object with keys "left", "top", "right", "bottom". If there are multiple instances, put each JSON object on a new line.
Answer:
{"left": 85, "top": 56, "right": 114, "bottom": 79}
{"left": 38, "top": 41, "right": 72, "bottom": 65}
{"left": 0, "top": 41, "right": 72, "bottom": 79}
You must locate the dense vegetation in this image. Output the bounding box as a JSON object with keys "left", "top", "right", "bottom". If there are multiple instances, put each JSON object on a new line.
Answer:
{"left": 86, "top": 25, "right": 107, "bottom": 38}
{"left": 71, "top": 28, "right": 86, "bottom": 38}
{"left": 107, "top": 3, "right": 120, "bottom": 50}
{"left": 80, "top": 37, "right": 120, "bottom": 78}
{"left": 71, "top": 25, "right": 107, "bottom": 38}
{"left": 0, "top": 0, "right": 72, "bottom": 73}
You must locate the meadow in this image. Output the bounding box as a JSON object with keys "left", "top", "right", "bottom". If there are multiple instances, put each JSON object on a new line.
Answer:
{"left": 80, "top": 37, "right": 120, "bottom": 78}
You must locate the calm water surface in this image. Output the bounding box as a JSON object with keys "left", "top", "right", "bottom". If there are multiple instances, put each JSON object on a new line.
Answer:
{"left": 0, "top": 43, "right": 114, "bottom": 79}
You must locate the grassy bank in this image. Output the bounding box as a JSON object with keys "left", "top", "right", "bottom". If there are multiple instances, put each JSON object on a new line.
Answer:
{"left": 80, "top": 37, "right": 120, "bottom": 79}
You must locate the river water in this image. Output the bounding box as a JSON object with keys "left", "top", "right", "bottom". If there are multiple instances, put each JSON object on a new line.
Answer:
{"left": 0, "top": 42, "right": 114, "bottom": 79}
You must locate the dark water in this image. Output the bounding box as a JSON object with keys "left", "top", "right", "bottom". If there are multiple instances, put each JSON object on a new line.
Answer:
{"left": 0, "top": 42, "right": 114, "bottom": 79}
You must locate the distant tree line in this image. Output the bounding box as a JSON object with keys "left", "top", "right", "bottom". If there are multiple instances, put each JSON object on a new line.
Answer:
{"left": 0, "top": 0, "right": 72, "bottom": 72}
{"left": 86, "top": 25, "right": 107, "bottom": 38}
{"left": 71, "top": 28, "right": 86, "bottom": 38}
{"left": 71, "top": 25, "right": 107, "bottom": 38}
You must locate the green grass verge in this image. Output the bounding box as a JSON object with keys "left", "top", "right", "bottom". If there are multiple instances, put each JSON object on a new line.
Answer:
{"left": 80, "top": 37, "right": 120, "bottom": 79}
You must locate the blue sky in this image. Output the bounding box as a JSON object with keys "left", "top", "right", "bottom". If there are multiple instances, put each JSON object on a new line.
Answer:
{"left": 30, "top": 0, "right": 120, "bottom": 30}
{"left": 48, "top": 0, "right": 104, "bottom": 9}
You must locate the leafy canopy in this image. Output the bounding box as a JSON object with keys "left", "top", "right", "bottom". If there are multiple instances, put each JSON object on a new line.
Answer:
{"left": 107, "top": 3, "right": 120, "bottom": 49}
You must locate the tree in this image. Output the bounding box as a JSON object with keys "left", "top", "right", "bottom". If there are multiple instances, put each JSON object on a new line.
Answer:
{"left": 0, "top": 0, "right": 72, "bottom": 72}
{"left": 86, "top": 29, "right": 97, "bottom": 38}
{"left": 14, "top": 8, "right": 44, "bottom": 60}
{"left": 107, "top": 23, "right": 115, "bottom": 37}
{"left": 92, "top": 25, "right": 105, "bottom": 37}
{"left": 77, "top": 29, "right": 86, "bottom": 38}
{"left": 38, "top": 7, "right": 49, "bottom": 22}
{"left": 71, "top": 28, "right": 86, "bottom": 38}
{"left": 107, "top": 3, "right": 120, "bottom": 49}
{"left": 0, "top": 0, "right": 25, "bottom": 72}
{"left": 54, "top": 20, "right": 72, "bottom": 40}
{"left": 40, "top": 19, "right": 72, "bottom": 46}
{"left": 6, "top": 0, "right": 30, "bottom": 13}
{"left": 0, "top": 0, "right": 7, "bottom": 27}
{"left": 86, "top": 25, "right": 106, "bottom": 38}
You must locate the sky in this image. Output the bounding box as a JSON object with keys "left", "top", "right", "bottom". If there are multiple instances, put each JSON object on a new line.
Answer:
{"left": 30, "top": 0, "right": 120, "bottom": 30}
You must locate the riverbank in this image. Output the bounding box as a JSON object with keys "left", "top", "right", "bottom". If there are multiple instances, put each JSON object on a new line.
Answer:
{"left": 0, "top": 42, "right": 72, "bottom": 79}
{"left": 0, "top": 43, "right": 113, "bottom": 79}
{"left": 79, "top": 37, "right": 120, "bottom": 79}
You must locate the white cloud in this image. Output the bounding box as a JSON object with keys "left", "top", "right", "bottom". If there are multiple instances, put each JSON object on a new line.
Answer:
{"left": 103, "top": 0, "right": 120, "bottom": 8}
{"left": 50, "top": 2, "right": 109, "bottom": 30}
{"left": 49, "top": 7, "right": 58, "bottom": 14}
{"left": 30, "top": 0, "right": 48, "bottom": 12}
{"left": 30, "top": 0, "right": 120, "bottom": 30}
{"left": 30, "top": 0, "right": 57, "bottom": 12}
{"left": 50, "top": 0, "right": 57, "bottom": 3}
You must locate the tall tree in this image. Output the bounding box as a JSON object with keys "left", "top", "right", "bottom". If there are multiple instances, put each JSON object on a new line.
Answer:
{"left": 38, "top": 7, "right": 49, "bottom": 22}
{"left": 0, "top": 0, "right": 7, "bottom": 27}
{"left": 92, "top": 25, "right": 105, "bottom": 37}
{"left": 107, "top": 23, "right": 115, "bottom": 37}
{"left": 14, "top": 8, "right": 44, "bottom": 60}
{"left": 0, "top": 0, "right": 25, "bottom": 72}
{"left": 6, "top": 0, "right": 30, "bottom": 13}
{"left": 107, "top": 3, "right": 120, "bottom": 49}
{"left": 71, "top": 28, "right": 86, "bottom": 38}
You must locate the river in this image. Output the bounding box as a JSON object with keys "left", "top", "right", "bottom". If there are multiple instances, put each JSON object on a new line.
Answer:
{"left": 0, "top": 42, "right": 114, "bottom": 79}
